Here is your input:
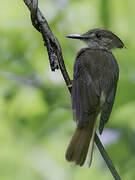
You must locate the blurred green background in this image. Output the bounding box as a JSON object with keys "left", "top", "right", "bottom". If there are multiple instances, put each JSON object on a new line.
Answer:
{"left": 0, "top": 0, "right": 135, "bottom": 179}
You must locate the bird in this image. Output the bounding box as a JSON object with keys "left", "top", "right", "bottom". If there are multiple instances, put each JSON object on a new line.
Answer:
{"left": 65, "top": 28, "right": 124, "bottom": 167}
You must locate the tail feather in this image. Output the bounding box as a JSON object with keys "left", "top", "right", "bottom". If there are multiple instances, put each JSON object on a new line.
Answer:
{"left": 84, "top": 121, "right": 96, "bottom": 167}
{"left": 65, "top": 117, "right": 96, "bottom": 167}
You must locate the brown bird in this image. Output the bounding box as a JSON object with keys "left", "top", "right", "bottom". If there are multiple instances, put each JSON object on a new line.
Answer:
{"left": 65, "top": 28, "right": 124, "bottom": 167}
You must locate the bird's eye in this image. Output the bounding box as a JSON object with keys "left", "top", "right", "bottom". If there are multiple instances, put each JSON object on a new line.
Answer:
{"left": 96, "top": 33, "right": 101, "bottom": 39}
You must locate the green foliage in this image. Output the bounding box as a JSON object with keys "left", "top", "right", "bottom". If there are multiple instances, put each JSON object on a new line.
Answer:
{"left": 0, "top": 0, "right": 135, "bottom": 179}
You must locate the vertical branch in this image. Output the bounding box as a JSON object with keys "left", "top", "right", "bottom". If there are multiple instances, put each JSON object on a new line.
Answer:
{"left": 22, "top": 1, "right": 122, "bottom": 179}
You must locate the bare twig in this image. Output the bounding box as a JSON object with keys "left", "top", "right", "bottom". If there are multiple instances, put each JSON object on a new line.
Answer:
{"left": 22, "top": 1, "right": 121, "bottom": 179}
{"left": 24, "top": 0, "right": 71, "bottom": 85}
{"left": 95, "top": 134, "right": 121, "bottom": 180}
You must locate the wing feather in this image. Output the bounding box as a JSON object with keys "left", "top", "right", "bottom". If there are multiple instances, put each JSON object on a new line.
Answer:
{"left": 71, "top": 48, "right": 119, "bottom": 132}
{"left": 71, "top": 49, "right": 100, "bottom": 127}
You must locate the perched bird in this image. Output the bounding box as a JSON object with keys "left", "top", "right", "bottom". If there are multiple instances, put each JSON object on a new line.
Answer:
{"left": 65, "top": 28, "right": 124, "bottom": 167}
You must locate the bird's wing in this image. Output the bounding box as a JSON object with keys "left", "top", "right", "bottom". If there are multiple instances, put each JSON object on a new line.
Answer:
{"left": 71, "top": 49, "right": 100, "bottom": 128}
{"left": 99, "top": 81, "right": 118, "bottom": 134}
{"left": 99, "top": 53, "right": 119, "bottom": 134}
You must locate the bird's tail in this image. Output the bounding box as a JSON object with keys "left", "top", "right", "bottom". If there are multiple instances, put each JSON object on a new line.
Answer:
{"left": 65, "top": 117, "right": 96, "bottom": 167}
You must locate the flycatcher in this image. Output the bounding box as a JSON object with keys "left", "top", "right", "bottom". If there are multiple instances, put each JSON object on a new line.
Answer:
{"left": 65, "top": 28, "right": 124, "bottom": 167}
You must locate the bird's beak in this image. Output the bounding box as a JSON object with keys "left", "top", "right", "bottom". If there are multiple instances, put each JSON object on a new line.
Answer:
{"left": 66, "top": 34, "right": 88, "bottom": 39}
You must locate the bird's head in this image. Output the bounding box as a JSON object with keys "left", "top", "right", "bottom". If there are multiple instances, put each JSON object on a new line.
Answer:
{"left": 66, "top": 28, "right": 124, "bottom": 50}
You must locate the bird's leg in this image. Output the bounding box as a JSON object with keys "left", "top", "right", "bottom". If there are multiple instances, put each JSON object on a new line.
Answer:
{"left": 67, "top": 80, "right": 73, "bottom": 88}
